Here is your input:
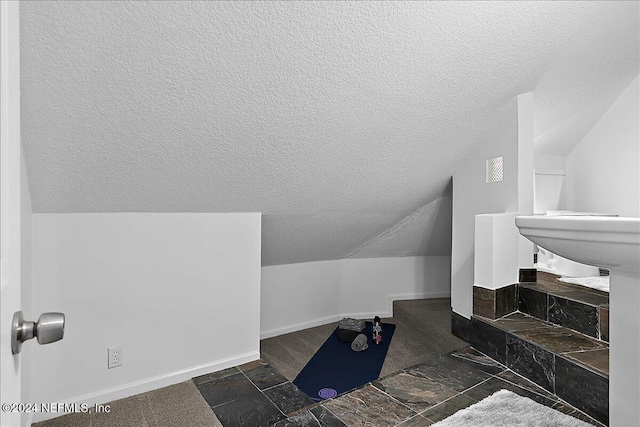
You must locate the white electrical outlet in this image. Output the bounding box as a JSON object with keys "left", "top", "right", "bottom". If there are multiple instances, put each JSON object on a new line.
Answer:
{"left": 108, "top": 346, "right": 123, "bottom": 369}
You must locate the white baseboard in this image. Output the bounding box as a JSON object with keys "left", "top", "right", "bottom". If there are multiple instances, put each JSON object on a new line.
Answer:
{"left": 339, "top": 310, "right": 392, "bottom": 320}
{"left": 30, "top": 351, "right": 259, "bottom": 424}
{"left": 260, "top": 314, "right": 341, "bottom": 340}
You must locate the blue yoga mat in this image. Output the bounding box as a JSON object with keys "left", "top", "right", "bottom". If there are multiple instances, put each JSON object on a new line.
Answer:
{"left": 293, "top": 321, "right": 395, "bottom": 401}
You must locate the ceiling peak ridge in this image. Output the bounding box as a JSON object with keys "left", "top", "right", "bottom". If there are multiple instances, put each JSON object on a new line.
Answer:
{"left": 534, "top": 75, "right": 635, "bottom": 146}
{"left": 345, "top": 191, "right": 450, "bottom": 259}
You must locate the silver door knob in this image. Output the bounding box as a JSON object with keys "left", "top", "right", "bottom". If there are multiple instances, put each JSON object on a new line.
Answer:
{"left": 11, "top": 311, "right": 65, "bottom": 354}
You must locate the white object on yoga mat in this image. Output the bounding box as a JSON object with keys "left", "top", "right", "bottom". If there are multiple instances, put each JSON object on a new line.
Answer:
{"left": 431, "top": 389, "right": 594, "bottom": 427}
{"left": 559, "top": 275, "right": 609, "bottom": 293}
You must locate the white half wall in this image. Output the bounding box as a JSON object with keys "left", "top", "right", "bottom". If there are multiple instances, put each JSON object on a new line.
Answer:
{"left": 566, "top": 75, "right": 640, "bottom": 218}
{"left": 260, "top": 255, "right": 451, "bottom": 339}
{"left": 474, "top": 213, "right": 520, "bottom": 290}
{"left": 30, "top": 213, "right": 261, "bottom": 422}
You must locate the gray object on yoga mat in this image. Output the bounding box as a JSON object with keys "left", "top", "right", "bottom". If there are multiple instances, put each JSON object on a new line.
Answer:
{"left": 351, "top": 334, "right": 368, "bottom": 352}
{"left": 339, "top": 318, "right": 365, "bottom": 332}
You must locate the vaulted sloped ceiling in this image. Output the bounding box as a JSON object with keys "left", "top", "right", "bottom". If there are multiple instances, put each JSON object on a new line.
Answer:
{"left": 20, "top": 1, "right": 639, "bottom": 265}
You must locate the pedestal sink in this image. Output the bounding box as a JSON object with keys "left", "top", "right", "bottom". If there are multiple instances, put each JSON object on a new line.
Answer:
{"left": 516, "top": 215, "right": 640, "bottom": 427}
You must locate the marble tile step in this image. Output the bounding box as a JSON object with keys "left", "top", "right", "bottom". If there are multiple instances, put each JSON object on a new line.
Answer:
{"left": 476, "top": 312, "right": 608, "bottom": 377}
{"left": 518, "top": 277, "right": 609, "bottom": 341}
{"left": 471, "top": 314, "right": 609, "bottom": 425}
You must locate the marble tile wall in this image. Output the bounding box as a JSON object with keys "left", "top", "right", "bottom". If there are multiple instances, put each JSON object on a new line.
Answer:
{"left": 506, "top": 335, "right": 555, "bottom": 393}
{"left": 517, "top": 282, "right": 609, "bottom": 342}
{"left": 556, "top": 356, "right": 609, "bottom": 425}
{"left": 519, "top": 268, "right": 537, "bottom": 283}
{"left": 451, "top": 311, "right": 470, "bottom": 342}
{"left": 472, "top": 284, "right": 517, "bottom": 320}
{"left": 469, "top": 318, "right": 506, "bottom": 364}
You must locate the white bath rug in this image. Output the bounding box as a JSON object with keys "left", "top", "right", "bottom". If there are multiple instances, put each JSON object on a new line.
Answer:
{"left": 559, "top": 276, "right": 609, "bottom": 293}
{"left": 431, "top": 390, "right": 594, "bottom": 427}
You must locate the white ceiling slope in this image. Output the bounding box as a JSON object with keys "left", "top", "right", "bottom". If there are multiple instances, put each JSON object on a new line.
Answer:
{"left": 20, "top": 2, "right": 639, "bottom": 266}
{"left": 533, "top": 2, "right": 639, "bottom": 156}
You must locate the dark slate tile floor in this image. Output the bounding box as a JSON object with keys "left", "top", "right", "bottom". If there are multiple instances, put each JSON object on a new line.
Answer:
{"left": 193, "top": 347, "right": 604, "bottom": 427}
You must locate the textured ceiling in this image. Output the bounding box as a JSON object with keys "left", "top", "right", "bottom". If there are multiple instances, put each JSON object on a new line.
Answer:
{"left": 20, "top": 1, "right": 639, "bottom": 265}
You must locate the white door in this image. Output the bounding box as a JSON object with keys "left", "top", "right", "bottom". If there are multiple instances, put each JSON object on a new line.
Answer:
{"left": 1, "top": 2, "right": 24, "bottom": 427}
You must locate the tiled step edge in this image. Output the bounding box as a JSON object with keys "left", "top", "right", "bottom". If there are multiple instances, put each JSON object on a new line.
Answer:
{"left": 470, "top": 315, "right": 609, "bottom": 426}
{"left": 518, "top": 283, "right": 609, "bottom": 342}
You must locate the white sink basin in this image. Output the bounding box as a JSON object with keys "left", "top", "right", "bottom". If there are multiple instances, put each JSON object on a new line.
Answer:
{"left": 515, "top": 215, "right": 640, "bottom": 273}
{"left": 516, "top": 214, "right": 640, "bottom": 425}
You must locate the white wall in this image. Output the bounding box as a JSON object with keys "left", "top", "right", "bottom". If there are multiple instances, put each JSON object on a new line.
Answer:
{"left": 30, "top": 213, "right": 261, "bottom": 422}
{"left": 566, "top": 75, "right": 639, "bottom": 218}
{"left": 261, "top": 256, "right": 451, "bottom": 339}
{"left": 260, "top": 260, "right": 341, "bottom": 339}
{"left": 451, "top": 93, "right": 534, "bottom": 318}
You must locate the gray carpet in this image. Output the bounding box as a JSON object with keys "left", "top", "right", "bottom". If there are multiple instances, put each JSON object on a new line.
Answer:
{"left": 260, "top": 298, "right": 467, "bottom": 381}
{"left": 33, "top": 381, "right": 222, "bottom": 427}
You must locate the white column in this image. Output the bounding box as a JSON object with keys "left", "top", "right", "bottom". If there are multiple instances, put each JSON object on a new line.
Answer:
{"left": 609, "top": 269, "right": 640, "bottom": 427}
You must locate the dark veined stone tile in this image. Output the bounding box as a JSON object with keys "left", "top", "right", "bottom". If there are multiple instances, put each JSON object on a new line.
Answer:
{"left": 470, "top": 317, "right": 506, "bottom": 365}
{"left": 495, "top": 284, "right": 516, "bottom": 318}
{"left": 548, "top": 296, "right": 599, "bottom": 338}
{"left": 322, "top": 385, "right": 416, "bottom": 427}
{"left": 514, "top": 327, "right": 604, "bottom": 354}
{"left": 519, "top": 268, "right": 537, "bottom": 283}
{"left": 563, "top": 348, "right": 609, "bottom": 377}
{"left": 555, "top": 356, "right": 609, "bottom": 425}
{"left": 309, "top": 406, "right": 347, "bottom": 427}
{"left": 551, "top": 289, "right": 609, "bottom": 307}
{"left": 212, "top": 392, "right": 285, "bottom": 427}
{"left": 420, "top": 394, "right": 477, "bottom": 423}
{"left": 473, "top": 286, "right": 495, "bottom": 319}
{"left": 496, "top": 370, "right": 558, "bottom": 401}
{"left": 243, "top": 364, "right": 288, "bottom": 390}
{"left": 372, "top": 371, "right": 458, "bottom": 412}
{"left": 451, "top": 311, "right": 470, "bottom": 343}
{"left": 552, "top": 402, "right": 607, "bottom": 427}
{"left": 263, "top": 382, "right": 315, "bottom": 415}
{"left": 599, "top": 306, "right": 609, "bottom": 342}
{"left": 446, "top": 347, "right": 505, "bottom": 375}
{"left": 406, "top": 352, "right": 493, "bottom": 392}
{"left": 395, "top": 414, "right": 433, "bottom": 426}
{"left": 536, "top": 271, "right": 566, "bottom": 288}
{"left": 492, "top": 312, "right": 551, "bottom": 332}
{"left": 520, "top": 281, "right": 572, "bottom": 294}
{"left": 196, "top": 372, "right": 259, "bottom": 408}
{"left": 272, "top": 410, "right": 321, "bottom": 427}
{"left": 518, "top": 287, "right": 547, "bottom": 320}
{"left": 506, "top": 335, "right": 555, "bottom": 393}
